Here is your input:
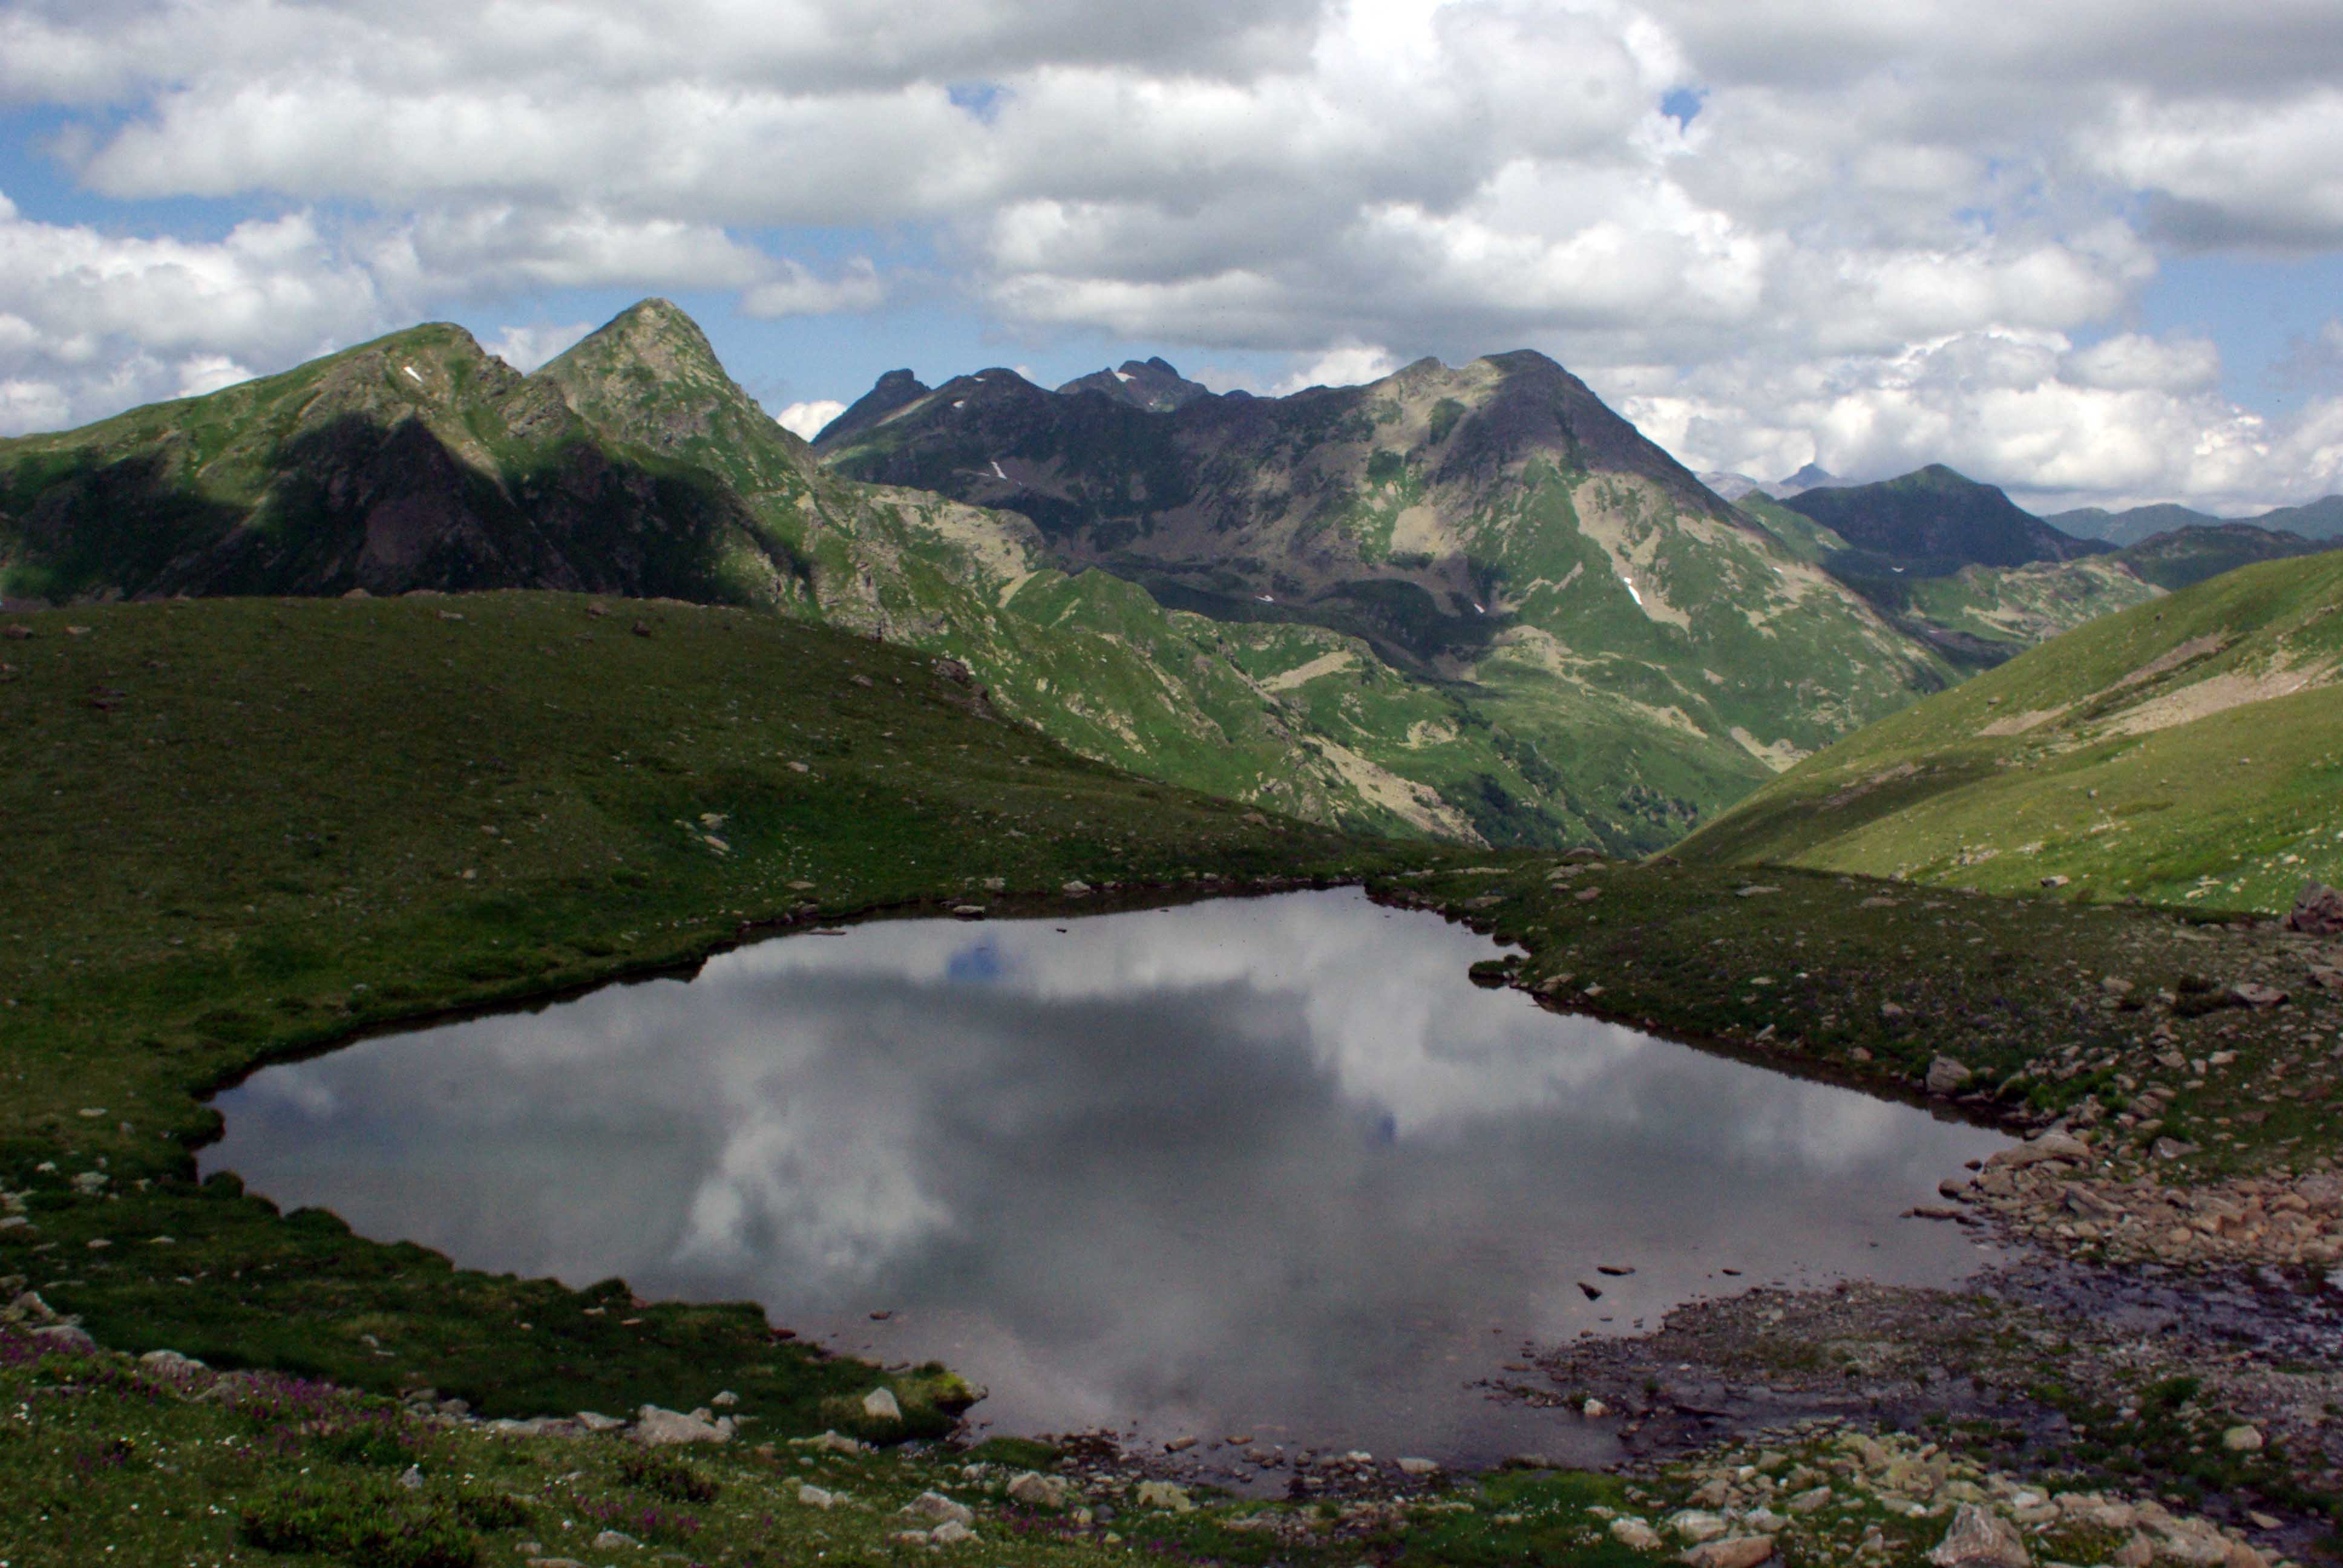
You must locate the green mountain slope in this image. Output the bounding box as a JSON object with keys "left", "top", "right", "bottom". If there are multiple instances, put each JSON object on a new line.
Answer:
{"left": 821, "top": 350, "right": 1960, "bottom": 845}
{"left": 1674, "top": 552, "right": 2343, "bottom": 911}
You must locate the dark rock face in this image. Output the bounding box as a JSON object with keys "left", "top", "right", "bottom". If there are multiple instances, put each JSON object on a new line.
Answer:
{"left": 1786, "top": 465, "right": 2111, "bottom": 574}
{"left": 2289, "top": 881, "right": 2343, "bottom": 937}
{"left": 811, "top": 370, "right": 932, "bottom": 449}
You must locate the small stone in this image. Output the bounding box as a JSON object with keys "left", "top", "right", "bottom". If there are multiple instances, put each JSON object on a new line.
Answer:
{"left": 797, "top": 1483, "right": 839, "bottom": 1509}
{"left": 1397, "top": 1457, "right": 1439, "bottom": 1476}
{"left": 931, "top": 1520, "right": 975, "bottom": 1546}
{"left": 2230, "top": 982, "right": 2288, "bottom": 1008}
{"left": 1682, "top": 1537, "right": 1775, "bottom": 1568}
{"left": 1926, "top": 1056, "right": 1974, "bottom": 1096}
{"left": 574, "top": 1410, "right": 623, "bottom": 1431}
{"left": 1582, "top": 1397, "right": 1609, "bottom": 1419}
{"left": 1667, "top": 1509, "right": 1728, "bottom": 1544}
{"left": 1164, "top": 1435, "right": 1196, "bottom": 1452}
{"left": 591, "top": 1528, "right": 638, "bottom": 1550}
{"left": 28, "top": 1324, "right": 97, "bottom": 1353}
{"left": 861, "top": 1386, "right": 903, "bottom": 1422}
{"left": 710, "top": 1390, "right": 739, "bottom": 1408}
{"left": 1611, "top": 1517, "right": 1663, "bottom": 1551}
{"left": 634, "top": 1405, "right": 729, "bottom": 1445}
{"left": 1135, "top": 1481, "right": 1194, "bottom": 1512}
{"left": 1062, "top": 880, "right": 1092, "bottom": 895}
{"left": 1787, "top": 1486, "right": 1833, "bottom": 1514}
{"left": 398, "top": 1465, "right": 425, "bottom": 1491}
{"left": 2286, "top": 881, "right": 2343, "bottom": 937}
{"left": 1927, "top": 1501, "right": 2029, "bottom": 1567}
{"left": 2221, "top": 1425, "right": 2264, "bottom": 1452}
{"left": 905, "top": 1492, "right": 975, "bottom": 1527}
{"left": 1007, "top": 1471, "right": 1070, "bottom": 1508}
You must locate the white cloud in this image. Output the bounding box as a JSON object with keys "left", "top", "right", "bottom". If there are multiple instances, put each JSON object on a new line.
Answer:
{"left": 483, "top": 321, "right": 593, "bottom": 372}
{"left": 2, "top": 1, "right": 2342, "bottom": 505}
{"left": 776, "top": 399, "right": 845, "bottom": 439}
{"left": 740, "top": 258, "right": 886, "bottom": 319}
{"left": 0, "top": 191, "right": 384, "bottom": 434}
{"left": 1276, "top": 341, "right": 1398, "bottom": 394}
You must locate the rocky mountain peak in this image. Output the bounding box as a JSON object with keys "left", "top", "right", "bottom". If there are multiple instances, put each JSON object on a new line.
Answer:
{"left": 813, "top": 368, "right": 933, "bottom": 449}
{"left": 1055, "top": 357, "right": 1213, "bottom": 413}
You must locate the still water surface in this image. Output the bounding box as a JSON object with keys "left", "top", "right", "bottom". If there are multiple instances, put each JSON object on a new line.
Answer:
{"left": 206, "top": 890, "right": 2008, "bottom": 1466}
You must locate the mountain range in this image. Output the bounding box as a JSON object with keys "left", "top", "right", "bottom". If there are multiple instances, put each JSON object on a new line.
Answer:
{"left": 5, "top": 299, "right": 2335, "bottom": 859}
{"left": 2046, "top": 495, "right": 2343, "bottom": 547}
{"left": 0, "top": 303, "right": 1944, "bottom": 850}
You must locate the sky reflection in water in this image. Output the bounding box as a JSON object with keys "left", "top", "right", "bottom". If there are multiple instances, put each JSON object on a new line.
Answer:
{"left": 206, "top": 889, "right": 2008, "bottom": 1464}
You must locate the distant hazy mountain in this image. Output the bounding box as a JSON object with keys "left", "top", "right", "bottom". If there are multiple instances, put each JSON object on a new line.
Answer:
{"left": 1696, "top": 463, "right": 1849, "bottom": 503}
{"left": 2047, "top": 495, "right": 2343, "bottom": 547}
{"left": 1056, "top": 356, "right": 1215, "bottom": 413}
{"left": 2261, "top": 495, "right": 2343, "bottom": 541}
{"left": 1783, "top": 464, "right": 2111, "bottom": 576}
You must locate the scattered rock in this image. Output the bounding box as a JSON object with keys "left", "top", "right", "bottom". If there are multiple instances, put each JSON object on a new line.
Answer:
{"left": 797, "top": 1484, "right": 840, "bottom": 1509}
{"left": 1984, "top": 1132, "right": 2091, "bottom": 1169}
{"left": 1611, "top": 1517, "right": 1663, "bottom": 1551}
{"left": 1061, "top": 880, "right": 1092, "bottom": 896}
{"left": 633, "top": 1405, "right": 729, "bottom": 1445}
{"left": 1582, "top": 1397, "right": 1608, "bottom": 1419}
{"left": 2040, "top": 875, "right": 2070, "bottom": 889}
{"left": 397, "top": 1465, "right": 425, "bottom": 1491}
{"left": 590, "top": 1528, "right": 638, "bottom": 1550}
{"left": 861, "top": 1387, "right": 902, "bottom": 1422}
{"left": 1928, "top": 1502, "right": 2030, "bottom": 1567}
{"left": 1667, "top": 1508, "right": 1729, "bottom": 1543}
{"left": 1135, "top": 1481, "right": 1194, "bottom": 1512}
{"left": 1682, "top": 1537, "right": 1775, "bottom": 1568}
{"left": 1007, "top": 1471, "right": 1070, "bottom": 1508}
{"left": 1734, "top": 885, "right": 1781, "bottom": 898}
{"left": 905, "top": 1491, "right": 975, "bottom": 1527}
{"left": 574, "top": 1410, "right": 623, "bottom": 1432}
{"left": 931, "top": 1520, "right": 975, "bottom": 1546}
{"left": 2220, "top": 1425, "right": 2264, "bottom": 1452}
{"left": 1926, "top": 1056, "right": 1974, "bottom": 1096}
{"left": 2286, "top": 881, "right": 2343, "bottom": 936}
{"left": 1164, "top": 1435, "right": 1196, "bottom": 1452}
{"left": 710, "top": 1390, "right": 739, "bottom": 1408}
{"left": 28, "top": 1324, "right": 97, "bottom": 1353}
{"left": 2230, "top": 982, "right": 2288, "bottom": 1008}
{"left": 1397, "top": 1457, "right": 1439, "bottom": 1476}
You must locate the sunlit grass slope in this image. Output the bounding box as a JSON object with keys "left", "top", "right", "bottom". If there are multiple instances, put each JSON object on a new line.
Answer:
{"left": 1674, "top": 553, "right": 2343, "bottom": 910}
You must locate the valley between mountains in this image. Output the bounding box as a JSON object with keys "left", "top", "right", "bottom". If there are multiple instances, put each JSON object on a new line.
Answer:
{"left": 5, "top": 300, "right": 2343, "bottom": 1568}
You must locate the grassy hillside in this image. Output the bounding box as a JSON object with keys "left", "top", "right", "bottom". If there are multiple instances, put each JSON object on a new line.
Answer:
{"left": 0, "top": 591, "right": 1412, "bottom": 1421}
{"left": 1674, "top": 552, "right": 2343, "bottom": 910}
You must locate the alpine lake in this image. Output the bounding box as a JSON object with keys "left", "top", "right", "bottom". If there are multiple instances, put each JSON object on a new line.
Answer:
{"left": 202, "top": 889, "right": 2009, "bottom": 1476}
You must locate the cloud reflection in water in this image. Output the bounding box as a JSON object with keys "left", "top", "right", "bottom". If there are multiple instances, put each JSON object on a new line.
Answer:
{"left": 206, "top": 889, "right": 2008, "bottom": 1461}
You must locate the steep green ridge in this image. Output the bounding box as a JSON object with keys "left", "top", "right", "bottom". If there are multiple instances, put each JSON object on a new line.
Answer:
{"left": 822, "top": 350, "right": 1959, "bottom": 845}
{"left": 0, "top": 591, "right": 1403, "bottom": 1420}
{"left": 1675, "top": 552, "right": 2343, "bottom": 910}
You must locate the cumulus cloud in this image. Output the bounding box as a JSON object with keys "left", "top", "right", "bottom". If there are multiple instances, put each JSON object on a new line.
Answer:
{"left": 0, "top": 191, "right": 384, "bottom": 434}
{"left": 776, "top": 399, "right": 845, "bottom": 439}
{"left": 5, "top": 0, "right": 2343, "bottom": 503}
{"left": 483, "top": 321, "right": 594, "bottom": 372}
{"left": 741, "top": 258, "right": 886, "bottom": 318}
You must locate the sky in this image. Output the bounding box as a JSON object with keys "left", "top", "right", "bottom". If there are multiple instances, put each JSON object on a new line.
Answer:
{"left": 2, "top": 0, "right": 2342, "bottom": 515}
